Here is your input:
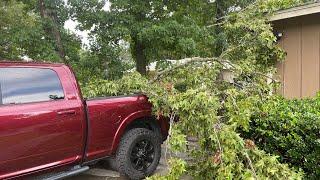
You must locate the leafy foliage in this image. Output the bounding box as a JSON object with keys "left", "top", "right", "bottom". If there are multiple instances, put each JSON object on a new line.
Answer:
{"left": 242, "top": 95, "right": 320, "bottom": 179}
{"left": 68, "top": 0, "right": 258, "bottom": 75}
{"left": 1, "top": 0, "right": 317, "bottom": 179}
{"left": 1, "top": 0, "right": 82, "bottom": 63}
{"left": 147, "top": 158, "right": 186, "bottom": 180}
{"left": 81, "top": 0, "right": 314, "bottom": 179}
{"left": 82, "top": 71, "right": 303, "bottom": 179}
{"left": 71, "top": 51, "right": 106, "bottom": 84}
{"left": 0, "top": 0, "right": 54, "bottom": 60}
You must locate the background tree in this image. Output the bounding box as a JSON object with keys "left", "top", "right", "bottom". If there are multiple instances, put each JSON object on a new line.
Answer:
{"left": 1, "top": 0, "right": 82, "bottom": 64}
{"left": 1, "top": 0, "right": 318, "bottom": 178}
{"left": 33, "top": 0, "right": 82, "bottom": 64}
{"left": 39, "top": 0, "right": 68, "bottom": 63}
{"left": 81, "top": 0, "right": 316, "bottom": 179}
{"left": 0, "top": 0, "right": 50, "bottom": 60}
{"left": 68, "top": 0, "right": 256, "bottom": 75}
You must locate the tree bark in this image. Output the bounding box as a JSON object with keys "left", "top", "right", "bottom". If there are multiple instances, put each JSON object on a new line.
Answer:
{"left": 133, "top": 40, "right": 147, "bottom": 75}
{"left": 39, "top": 0, "right": 68, "bottom": 64}
{"left": 214, "top": 0, "right": 225, "bottom": 56}
{"left": 215, "top": 0, "right": 224, "bottom": 22}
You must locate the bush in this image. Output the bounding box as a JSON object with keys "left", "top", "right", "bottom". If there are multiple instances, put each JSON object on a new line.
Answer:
{"left": 242, "top": 95, "right": 320, "bottom": 179}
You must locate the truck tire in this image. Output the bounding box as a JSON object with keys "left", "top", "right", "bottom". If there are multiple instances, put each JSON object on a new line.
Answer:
{"left": 104, "top": 156, "right": 118, "bottom": 171}
{"left": 116, "top": 128, "right": 161, "bottom": 180}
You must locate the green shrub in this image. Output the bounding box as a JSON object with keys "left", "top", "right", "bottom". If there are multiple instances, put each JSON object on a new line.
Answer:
{"left": 242, "top": 95, "right": 320, "bottom": 179}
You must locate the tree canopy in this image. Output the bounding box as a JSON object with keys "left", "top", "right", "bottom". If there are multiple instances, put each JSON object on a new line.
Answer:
{"left": 68, "top": 0, "right": 258, "bottom": 75}
{"left": 81, "top": 0, "right": 316, "bottom": 179}
{"left": 0, "top": 0, "right": 81, "bottom": 63}
{"left": 1, "top": 0, "right": 318, "bottom": 178}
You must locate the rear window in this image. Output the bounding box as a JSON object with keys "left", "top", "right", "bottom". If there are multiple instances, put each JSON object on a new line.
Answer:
{"left": 0, "top": 68, "right": 65, "bottom": 105}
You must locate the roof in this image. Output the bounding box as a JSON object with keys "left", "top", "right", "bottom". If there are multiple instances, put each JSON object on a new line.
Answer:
{"left": 270, "top": 1, "right": 320, "bottom": 21}
{"left": 0, "top": 60, "right": 65, "bottom": 67}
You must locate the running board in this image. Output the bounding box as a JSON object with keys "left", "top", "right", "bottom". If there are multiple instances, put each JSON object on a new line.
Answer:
{"left": 42, "top": 166, "right": 90, "bottom": 180}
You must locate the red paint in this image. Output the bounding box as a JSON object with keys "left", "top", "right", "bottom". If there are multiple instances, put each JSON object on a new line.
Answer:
{"left": 0, "top": 61, "right": 168, "bottom": 179}
{"left": 85, "top": 97, "right": 152, "bottom": 161}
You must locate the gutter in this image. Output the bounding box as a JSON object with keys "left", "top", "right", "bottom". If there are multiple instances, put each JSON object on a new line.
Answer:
{"left": 270, "top": 2, "right": 320, "bottom": 21}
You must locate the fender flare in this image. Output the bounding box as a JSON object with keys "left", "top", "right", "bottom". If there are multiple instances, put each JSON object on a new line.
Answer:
{"left": 110, "top": 110, "right": 152, "bottom": 153}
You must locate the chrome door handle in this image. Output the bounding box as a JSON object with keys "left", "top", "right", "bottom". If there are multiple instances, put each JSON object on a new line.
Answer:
{"left": 57, "top": 110, "right": 76, "bottom": 115}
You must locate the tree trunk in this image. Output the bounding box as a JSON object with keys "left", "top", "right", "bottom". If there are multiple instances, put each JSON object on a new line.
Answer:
{"left": 214, "top": 0, "right": 225, "bottom": 56}
{"left": 133, "top": 41, "right": 147, "bottom": 75}
{"left": 39, "top": 0, "right": 68, "bottom": 64}
{"left": 215, "top": 0, "right": 224, "bottom": 22}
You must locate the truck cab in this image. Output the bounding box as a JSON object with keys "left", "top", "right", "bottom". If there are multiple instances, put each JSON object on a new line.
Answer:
{"left": 0, "top": 61, "right": 169, "bottom": 180}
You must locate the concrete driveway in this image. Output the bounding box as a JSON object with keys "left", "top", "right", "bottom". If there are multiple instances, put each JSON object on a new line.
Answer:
{"left": 69, "top": 147, "right": 169, "bottom": 180}
{"left": 68, "top": 163, "right": 167, "bottom": 180}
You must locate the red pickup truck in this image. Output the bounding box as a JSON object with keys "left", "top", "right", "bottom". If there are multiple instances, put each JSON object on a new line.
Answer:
{"left": 0, "top": 61, "right": 169, "bottom": 180}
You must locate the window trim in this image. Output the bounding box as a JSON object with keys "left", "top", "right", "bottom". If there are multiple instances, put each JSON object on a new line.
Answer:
{"left": 0, "top": 81, "right": 2, "bottom": 105}
{"left": 0, "top": 67, "right": 66, "bottom": 107}
{"left": 0, "top": 97, "right": 65, "bottom": 107}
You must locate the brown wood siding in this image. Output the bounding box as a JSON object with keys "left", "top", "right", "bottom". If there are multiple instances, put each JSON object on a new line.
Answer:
{"left": 301, "top": 19, "right": 320, "bottom": 97}
{"left": 274, "top": 14, "right": 320, "bottom": 99}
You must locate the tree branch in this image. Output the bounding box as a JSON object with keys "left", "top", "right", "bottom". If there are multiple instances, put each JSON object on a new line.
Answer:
{"left": 206, "top": 0, "right": 260, "bottom": 28}
{"left": 150, "top": 57, "right": 224, "bottom": 83}
{"left": 245, "top": 152, "right": 257, "bottom": 180}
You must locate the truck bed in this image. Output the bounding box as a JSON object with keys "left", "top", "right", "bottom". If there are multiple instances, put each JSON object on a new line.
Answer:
{"left": 84, "top": 94, "right": 153, "bottom": 160}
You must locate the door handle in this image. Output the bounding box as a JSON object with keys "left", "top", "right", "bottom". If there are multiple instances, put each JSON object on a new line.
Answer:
{"left": 57, "top": 110, "right": 76, "bottom": 115}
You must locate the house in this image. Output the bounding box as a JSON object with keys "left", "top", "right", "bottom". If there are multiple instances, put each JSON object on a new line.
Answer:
{"left": 271, "top": 1, "right": 320, "bottom": 99}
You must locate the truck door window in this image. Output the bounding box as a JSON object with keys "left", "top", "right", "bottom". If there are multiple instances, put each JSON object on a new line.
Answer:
{"left": 0, "top": 68, "right": 65, "bottom": 105}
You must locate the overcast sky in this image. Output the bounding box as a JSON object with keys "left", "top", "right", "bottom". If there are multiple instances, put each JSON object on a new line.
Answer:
{"left": 64, "top": 1, "right": 111, "bottom": 45}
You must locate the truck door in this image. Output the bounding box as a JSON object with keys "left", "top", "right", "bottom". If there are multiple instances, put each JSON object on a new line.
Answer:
{"left": 0, "top": 67, "right": 85, "bottom": 179}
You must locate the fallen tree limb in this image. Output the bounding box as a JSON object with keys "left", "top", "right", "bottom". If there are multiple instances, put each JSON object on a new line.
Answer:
{"left": 151, "top": 57, "right": 227, "bottom": 83}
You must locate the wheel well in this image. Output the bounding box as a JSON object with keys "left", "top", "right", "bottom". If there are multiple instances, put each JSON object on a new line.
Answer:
{"left": 110, "top": 117, "right": 165, "bottom": 155}
{"left": 124, "top": 117, "right": 162, "bottom": 137}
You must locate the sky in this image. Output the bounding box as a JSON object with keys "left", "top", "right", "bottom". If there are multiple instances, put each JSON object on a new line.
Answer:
{"left": 63, "top": 1, "right": 111, "bottom": 45}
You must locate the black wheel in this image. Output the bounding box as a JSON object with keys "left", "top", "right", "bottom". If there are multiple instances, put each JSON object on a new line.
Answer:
{"left": 116, "top": 128, "right": 161, "bottom": 180}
